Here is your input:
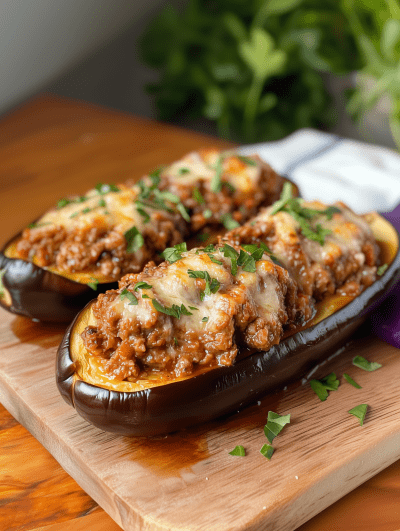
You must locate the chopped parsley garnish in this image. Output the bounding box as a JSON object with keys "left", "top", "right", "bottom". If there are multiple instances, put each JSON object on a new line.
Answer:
{"left": 210, "top": 156, "right": 224, "bottom": 193}
{"left": 310, "top": 373, "right": 340, "bottom": 401}
{"left": 264, "top": 411, "right": 291, "bottom": 443}
{"left": 162, "top": 242, "right": 187, "bottom": 263}
{"left": 203, "top": 209, "right": 213, "bottom": 219}
{"left": 124, "top": 226, "right": 144, "bottom": 253}
{"left": 28, "top": 222, "right": 52, "bottom": 229}
{"left": 348, "top": 404, "right": 368, "bottom": 426}
{"left": 120, "top": 288, "right": 138, "bottom": 305}
{"left": 142, "top": 294, "right": 150, "bottom": 299}
{"left": 260, "top": 444, "right": 274, "bottom": 460}
{"left": 133, "top": 281, "right": 153, "bottom": 291}
{"left": 270, "top": 182, "right": 341, "bottom": 245}
{"left": 208, "top": 255, "right": 223, "bottom": 265}
{"left": 377, "top": 263, "right": 388, "bottom": 276}
{"left": 149, "top": 167, "right": 163, "bottom": 182}
{"left": 87, "top": 277, "right": 99, "bottom": 291}
{"left": 229, "top": 445, "right": 245, "bottom": 457}
{"left": 95, "top": 183, "right": 120, "bottom": 194}
{"left": 352, "top": 356, "right": 382, "bottom": 372}
{"left": 193, "top": 187, "right": 205, "bottom": 204}
{"left": 137, "top": 207, "right": 150, "bottom": 224}
{"left": 343, "top": 373, "right": 362, "bottom": 389}
{"left": 220, "top": 213, "right": 240, "bottom": 230}
{"left": 136, "top": 173, "right": 190, "bottom": 221}
{"left": 203, "top": 244, "right": 216, "bottom": 252}
{"left": 222, "top": 244, "right": 239, "bottom": 275}
{"left": 57, "top": 198, "right": 72, "bottom": 209}
{"left": 177, "top": 203, "right": 191, "bottom": 221}
{"left": 98, "top": 198, "right": 106, "bottom": 208}
{"left": 237, "top": 155, "right": 257, "bottom": 166}
{"left": 152, "top": 300, "right": 193, "bottom": 319}
{"left": 187, "top": 269, "right": 221, "bottom": 300}
{"left": 202, "top": 316, "right": 209, "bottom": 322}
{"left": 58, "top": 195, "right": 87, "bottom": 210}
{"left": 174, "top": 337, "right": 179, "bottom": 346}
{"left": 178, "top": 167, "right": 190, "bottom": 175}
{"left": 189, "top": 305, "right": 199, "bottom": 311}
{"left": 81, "top": 207, "right": 91, "bottom": 214}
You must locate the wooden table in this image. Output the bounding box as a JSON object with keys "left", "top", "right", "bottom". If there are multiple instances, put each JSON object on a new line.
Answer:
{"left": 1, "top": 94, "right": 400, "bottom": 531}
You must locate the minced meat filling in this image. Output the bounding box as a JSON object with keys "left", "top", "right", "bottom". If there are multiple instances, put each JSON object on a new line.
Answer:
{"left": 81, "top": 246, "right": 312, "bottom": 380}
{"left": 223, "top": 200, "right": 379, "bottom": 300}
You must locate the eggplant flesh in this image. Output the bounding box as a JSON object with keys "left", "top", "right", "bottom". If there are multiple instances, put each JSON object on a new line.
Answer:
{"left": 0, "top": 235, "right": 116, "bottom": 323}
{"left": 56, "top": 213, "right": 400, "bottom": 436}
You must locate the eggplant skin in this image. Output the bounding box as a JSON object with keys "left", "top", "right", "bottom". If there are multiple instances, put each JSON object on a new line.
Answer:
{"left": 56, "top": 241, "right": 400, "bottom": 436}
{"left": 0, "top": 243, "right": 116, "bottom": 323}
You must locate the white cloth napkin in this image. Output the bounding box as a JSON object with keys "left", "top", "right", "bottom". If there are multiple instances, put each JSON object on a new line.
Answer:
{"left": 240, "top": 129, "right": 400, "bottom": 213}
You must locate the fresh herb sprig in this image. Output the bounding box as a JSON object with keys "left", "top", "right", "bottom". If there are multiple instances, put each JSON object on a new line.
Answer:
{"left": 187, "top": 269, "right": 221, "bottom": 300}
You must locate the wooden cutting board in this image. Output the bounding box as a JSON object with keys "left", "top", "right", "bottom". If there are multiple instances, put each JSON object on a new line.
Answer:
{"left": 1, "top": 307, "right": 400, "bottom": 531}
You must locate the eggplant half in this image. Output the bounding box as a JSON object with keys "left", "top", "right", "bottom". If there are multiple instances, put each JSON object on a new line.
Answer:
{"left": 0, "top": 235, "right": 117, "bottom": 323}
{"left": 56, "top": 212, "right": 400, "bottom": 436}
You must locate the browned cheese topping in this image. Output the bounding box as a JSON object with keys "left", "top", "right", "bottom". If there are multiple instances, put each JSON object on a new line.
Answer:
{"left": 81, "top": 245, "right": 312, "bottom": 381}
{"left": 223, "top": 201, "right": 380, "bottom": 300}
{"left": 155, "top": 149, "right": 284, "bottom": 231}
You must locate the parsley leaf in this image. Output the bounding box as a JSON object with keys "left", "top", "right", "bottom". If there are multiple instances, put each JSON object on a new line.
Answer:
{"left": 203, "top": 208, "right": 213, "bottom": 219}
{"left": 221, "top": 213, "right": 240, "bottom": 230}
{"left": 87, "top": 277, "right": 99, "bottom": 291}
{"left": 137, "top": 207, "right": 150, "bottom": 224}
{"left": 177, "top": 203, "right": 191, "bottom": 221}
{"left": 0, "top": 270, "right": 6, "bottom": 298}
{"left": 210, "top": 156, "right": 224, "bottom": 193}
{"left": 202, "top": 316, "right": 209, "bottom": 322}
{"left": 124, "top": 226, "right": 144, "bottom": 253}
{"left": 120, "top": 288, "right": 138, "bottom": 305}
{"left": 187, "top": 269, "right": 221, "bottom": 300}
{"left": 222, "top": 244, "right": 239, "bottom": 275}
{"left": 352, "top": 356, "right": 382, "bottom": 372}
{"left": 193, "top": 187, "right": 205, "bottom": 204}
{"left": 377, "top": 263, "right": 388, "bottom": 276}
{"left": 229, "top": 445, "right": 246, "bottom": 457}
{"left": 237, "top": 155, "right": 257, "bottom": 166}
{"left": 162, "top": 242, "right": 187, "bottom": 263}
{"left": 264, "top": 411, "right": 290, "bottom": 443}
{"left": 260, "top": 444, "right": 274, "bottom": 460}
{"left": 310, "top": 373, "right": 340, "bottom": 401}
{"left": 178, "top": 167, "right": 190, "bottom": 174}
{"left": 152, "top": 300, "right": 193, "bottom": 318}
{"left": 343, "top": 373, "right": 362, "bottom": 389}
{"left": 348, "top": 404, "right": 368, "bottom": 426}
{"left": 98, "top": 198, "right": 107, "bottom": 208}
{"left": 133, "top": 281, "right": 153, "bottom": 291}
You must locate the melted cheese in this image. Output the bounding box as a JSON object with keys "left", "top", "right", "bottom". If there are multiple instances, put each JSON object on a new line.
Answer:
{"left": 163, "top": 150, "right": 262, "bottom": 194}
{"left": 38, "top": 184, "right": 162, "bottom": 235}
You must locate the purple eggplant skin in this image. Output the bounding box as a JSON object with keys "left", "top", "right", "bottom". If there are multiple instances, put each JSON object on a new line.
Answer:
{"left": 57, "top": 239, "right": 400, "bottom": 436}
{"left": 0, "top": 240, "right": 116, "bottom": 323}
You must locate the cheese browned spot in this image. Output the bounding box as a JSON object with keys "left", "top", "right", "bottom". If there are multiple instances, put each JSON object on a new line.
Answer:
{"left": 14, "top": 184, "right": 186, "bottom": 280}
{"left": 223, "top": 201, "right": 380, "bottom": 299}
{"left": 81, "top": 246, "right": 312, "bottom": 380}
{"left": 156, "top": 149, "right": 284, "bottom": 231}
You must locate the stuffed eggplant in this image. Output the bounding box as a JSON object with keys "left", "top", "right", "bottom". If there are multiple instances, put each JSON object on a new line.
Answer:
{"left": 56, "top": 207, "right": 400, "bottom": 436}
{"left": 0, "top": 150, "right": 286, "bottom": 322}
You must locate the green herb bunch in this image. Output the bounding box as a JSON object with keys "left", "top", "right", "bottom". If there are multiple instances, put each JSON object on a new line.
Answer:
{"left": 140, "top": 0, "right": 358, "bottom": 142}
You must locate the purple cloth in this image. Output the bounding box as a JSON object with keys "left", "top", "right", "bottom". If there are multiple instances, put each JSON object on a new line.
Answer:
{"left": 370, "top": 205, "right": 400, "bottom": 349}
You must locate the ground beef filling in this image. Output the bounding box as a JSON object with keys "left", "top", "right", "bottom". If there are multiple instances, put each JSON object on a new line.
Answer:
{"left": 16, "top": 213, "right": 183, "bottom": 279}
{"left": 81, "top": 248, "right": 312, "bottom": 381}
{"left": 223, "top": 201, "right": 380, "bottom": 300}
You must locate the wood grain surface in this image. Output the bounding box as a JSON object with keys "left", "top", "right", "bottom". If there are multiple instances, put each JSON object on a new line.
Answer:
{"left": 0, "top": 94, "right": 400, "bottom": 531}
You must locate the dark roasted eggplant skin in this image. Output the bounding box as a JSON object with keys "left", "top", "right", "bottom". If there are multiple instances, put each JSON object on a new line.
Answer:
{"left": 56, "top": 239, "right": 400, "bottom": 436}
{"left": 0, "top": 236, "right": 116, "bottom": 323}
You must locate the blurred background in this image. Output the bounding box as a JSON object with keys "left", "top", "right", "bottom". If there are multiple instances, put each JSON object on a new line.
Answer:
{"left": 2, "top": 0, "right": 399, "bottom": 149}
